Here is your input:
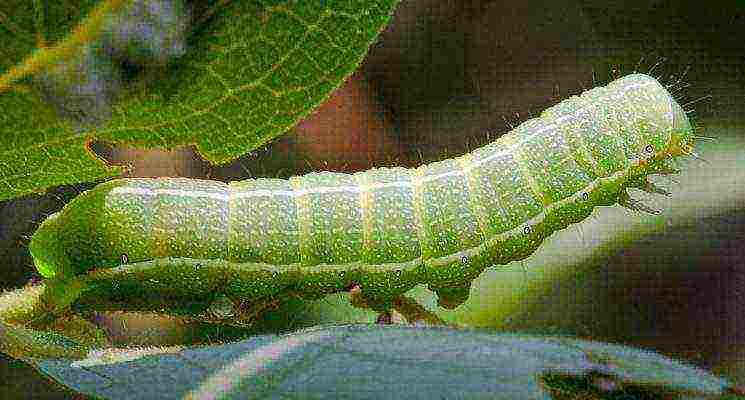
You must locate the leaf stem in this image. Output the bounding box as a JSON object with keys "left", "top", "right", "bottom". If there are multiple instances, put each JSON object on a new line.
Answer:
{"left": 392, "top": 295, "right": 451, "bottom": 326}
{"left": 0, "top": 284, "right": 47, "bottom": 325}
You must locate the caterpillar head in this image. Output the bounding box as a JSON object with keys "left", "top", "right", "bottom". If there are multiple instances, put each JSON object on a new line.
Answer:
{"left": 642, "top": 73, "right": 694, "bottom": 159}
{"left": 616, "top": 73, "right": 694, "bottom": 160}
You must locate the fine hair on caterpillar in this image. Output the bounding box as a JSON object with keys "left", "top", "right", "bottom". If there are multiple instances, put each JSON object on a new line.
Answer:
{"left": 29, "top": 73, "right": 698, "bottom": 321}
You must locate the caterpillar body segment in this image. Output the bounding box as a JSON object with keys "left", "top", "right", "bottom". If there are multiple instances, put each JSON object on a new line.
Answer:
{"left": 29, "top": 73, "right": 694, "bottom": 313}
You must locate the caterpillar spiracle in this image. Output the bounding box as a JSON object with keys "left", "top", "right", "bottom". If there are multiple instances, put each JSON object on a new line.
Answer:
{"left": 29, "top": 73, "right": 694, "bottom": 314}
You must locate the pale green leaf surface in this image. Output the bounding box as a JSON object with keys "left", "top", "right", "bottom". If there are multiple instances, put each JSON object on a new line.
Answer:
{"left": 0, "top": 0, "right": 399, "bottom": 201}
{"left": 27, "top": 325, "right": 738, "bottom": 399}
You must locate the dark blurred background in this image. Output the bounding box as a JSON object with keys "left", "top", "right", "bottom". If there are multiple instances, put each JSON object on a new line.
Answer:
{"left": 2, "top": 0, "right": 745, "bottom": 397}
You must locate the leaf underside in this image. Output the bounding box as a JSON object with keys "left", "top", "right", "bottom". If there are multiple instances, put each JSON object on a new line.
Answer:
{"left": 0, "top": 0, "right": 399, "bottom": 201}
{"left": 26, "top": 324, "right": 738, "bottom": 400}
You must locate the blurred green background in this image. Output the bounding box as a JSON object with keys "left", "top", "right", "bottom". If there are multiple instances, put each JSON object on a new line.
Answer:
{"left": 2, "top": 0, "right": 745, "bottom": 398}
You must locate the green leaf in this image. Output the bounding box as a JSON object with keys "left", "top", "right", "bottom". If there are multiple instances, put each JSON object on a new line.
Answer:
{"left": 22, "top": 324, "right": 743, "bottom": 399}
{"left": 0, "top": 0, "right": 400, "bottom": 201}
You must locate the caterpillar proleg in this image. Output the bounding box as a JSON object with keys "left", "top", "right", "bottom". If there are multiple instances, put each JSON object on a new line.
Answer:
{"left": 29, "top": 73, "right": 694, "bottom": 314}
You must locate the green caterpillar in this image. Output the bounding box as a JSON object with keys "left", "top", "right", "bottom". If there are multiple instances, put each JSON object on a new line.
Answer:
{"left": 29, "top": 73, "right": 694, "bottom": 315}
